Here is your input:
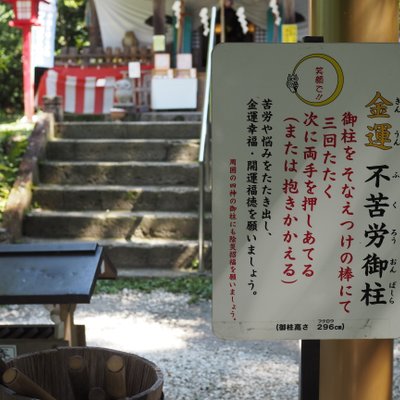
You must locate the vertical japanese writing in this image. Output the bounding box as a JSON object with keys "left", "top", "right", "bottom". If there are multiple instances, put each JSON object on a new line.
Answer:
{"left": 365, "top": 91, "right": 393, "bottom": 150}
{"left": 315, "top": 66, "right": 324, "bottom": 101}
{"left": 361, "top": 91, "right": 396, "bottom": 307}
{"left": 281, "top": 111, "right": 337, "bottom": 284}
{"left": 282, "top": 116, "right": 300, "bottom": 284}
{"left": 228, "top": 159, "right": 237, "bottom": 320}
{"left": 395, "top": 97, "right": 400, "bottom": 113}
{"left": 338, "top": 111, "right": 358, "bottom": 313}
{"left": 280, "top": 109, "right": 360, "bottom": 312}
{"left": 244, "top": 98, "right": 274, "bottom": 296}
{"left": 362, "top": 164, "right": 391, "bottom": 306}
{"left": 246, "top": 99, "right": 259, "bottom": 296}
{"left": 261, "top": 98, "right": 273, "bottom": 237}
{"left": 299, "top": 112, "right": 320, "bottom": 281}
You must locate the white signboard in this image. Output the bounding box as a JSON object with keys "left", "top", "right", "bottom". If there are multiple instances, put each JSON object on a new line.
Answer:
{"left": 128, "top": 62, "right": 141, "bottom": 79}
{"left": 212, "top": 43, "right": 400, "bottom": 340}
{"left": 32, "top": 0, "right": 58, "bottom": 69}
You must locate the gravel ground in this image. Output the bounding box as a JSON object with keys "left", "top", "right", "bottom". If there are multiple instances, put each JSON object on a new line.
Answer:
{"left": 1, "top": 289, "right": 400, "bottom": 399}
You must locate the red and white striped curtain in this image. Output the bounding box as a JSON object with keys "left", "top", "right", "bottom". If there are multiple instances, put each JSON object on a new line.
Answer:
{"left": 40, "top": 70, "right": 116, "bottom": 114}
{"left": 36, "top": 65, "right": 152, "bottom": 114}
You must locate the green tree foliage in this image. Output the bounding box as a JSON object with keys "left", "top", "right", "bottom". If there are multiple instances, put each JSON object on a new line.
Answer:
{"left": 56, "top": 0, "right": 89, "bottom": 51}
{"left": 0, "top": 3, "right": 23, "bottom": 113}
{"left": 0, "top": 1, "right": 88, "bottom": 112}
{"left": 0, "top": 118, "right": 31, "bottom": 221}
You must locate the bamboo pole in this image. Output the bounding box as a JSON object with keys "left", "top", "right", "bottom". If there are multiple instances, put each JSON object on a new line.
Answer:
{"left": 2, "top": 368, "right": 56, "bottom": 400}
{"left": 105, "top": 355, "right": 127, "bottom": 399}
{"left": 67, "top": 355, "right": 89, "bottom": 400}
{"left": 88, "top": 387, "right": 107, "bottom": 400}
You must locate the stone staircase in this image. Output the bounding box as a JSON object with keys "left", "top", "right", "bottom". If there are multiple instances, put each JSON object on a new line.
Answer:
{"left": 22, "top": 120, "right": 210, "bottom": 275}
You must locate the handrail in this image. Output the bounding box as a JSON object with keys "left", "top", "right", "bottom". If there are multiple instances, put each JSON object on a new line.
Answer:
{"left": 198, "top": 6, "right": 217, "bottom": 273}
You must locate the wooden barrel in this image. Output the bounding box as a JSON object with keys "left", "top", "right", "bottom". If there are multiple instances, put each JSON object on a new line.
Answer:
{"left": 4, "top": 347, "right": 163, "bottom": 400}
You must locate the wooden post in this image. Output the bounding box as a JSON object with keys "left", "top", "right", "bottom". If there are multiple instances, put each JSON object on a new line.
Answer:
{"left": 300, "top": 341, "right": 320, "bottom": 400}
{"left": 176, "top": 0, "right": 185, "bottom": 54}
{"left": 319, "top": 340, "right": 393, "bottom": 400}
{"left": 220, "top": 0, "right": 225, "bottom": 43}
{"left": 307, "top": 1, "right": 399, "bottom": 399}
{"left": 153, "top": 0, "right": 166, "bottom": 36}
{"left": 283, "top": 0, "right": 296, "bottom": 23}
{"left": 309, "top": 0, "right": 398, "bottom": 42}
{"left": 57, "top": 304, "right": 86, "bottom": 347}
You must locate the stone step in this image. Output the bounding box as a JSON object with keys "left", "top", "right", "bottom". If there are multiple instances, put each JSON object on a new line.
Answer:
{"left": 56, "top": 121, "right": 201, "bottom": 139}
{"left": 104, "top": 238, "right": 211, "bottom": 273}
{"left": 32, "top": 185, "right": 210, "bottom": 212}
{"left": 138, "top": 111, "right": 202, "bottom": 122}
{"left": 23, "top": 210, "right": 211, "bottom": 240}
{"left": 46, "top": 139, "right": 199, "bottom": 162}
{"left": 20, "top": 238, "right": 211, "bottom": 272}
{"left": 39, "top": 161, "right": 198, "bottom": 185}
{"left": 22, "top": 119, "right": 209, "bottom": 273}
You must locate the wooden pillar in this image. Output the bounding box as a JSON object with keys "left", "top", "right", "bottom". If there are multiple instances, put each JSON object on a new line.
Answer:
{"left": 176, "top": 0, "right": 185, "bottom": 54}
{"left": 307, "top": 1, "right": 398, "bottom": 399}
{"left": 220, "top": 0, "right": 225, "bottom": 43}
{"left": 153, "top": 0, "right": 166, "bottom": 36}
{"left": 309, "top": 0, "right": 398, "bottom": 42}
{"left": 283, "top": 0, "right": 296, "bottom": 24}
{"left": 319, "top": 340, "right": 393, "bottom": 400}
{"left": 59, "top": 304, "right": 77, "bottom": 345}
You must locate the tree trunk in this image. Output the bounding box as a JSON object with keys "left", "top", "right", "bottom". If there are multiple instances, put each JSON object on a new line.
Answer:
{"left": 89, "top": 0, "right": 102, "bottom": 50}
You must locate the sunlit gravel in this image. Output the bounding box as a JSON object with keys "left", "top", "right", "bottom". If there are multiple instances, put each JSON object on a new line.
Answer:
{"left": 1, "top": 290, "right": 399, "bottom": 399}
